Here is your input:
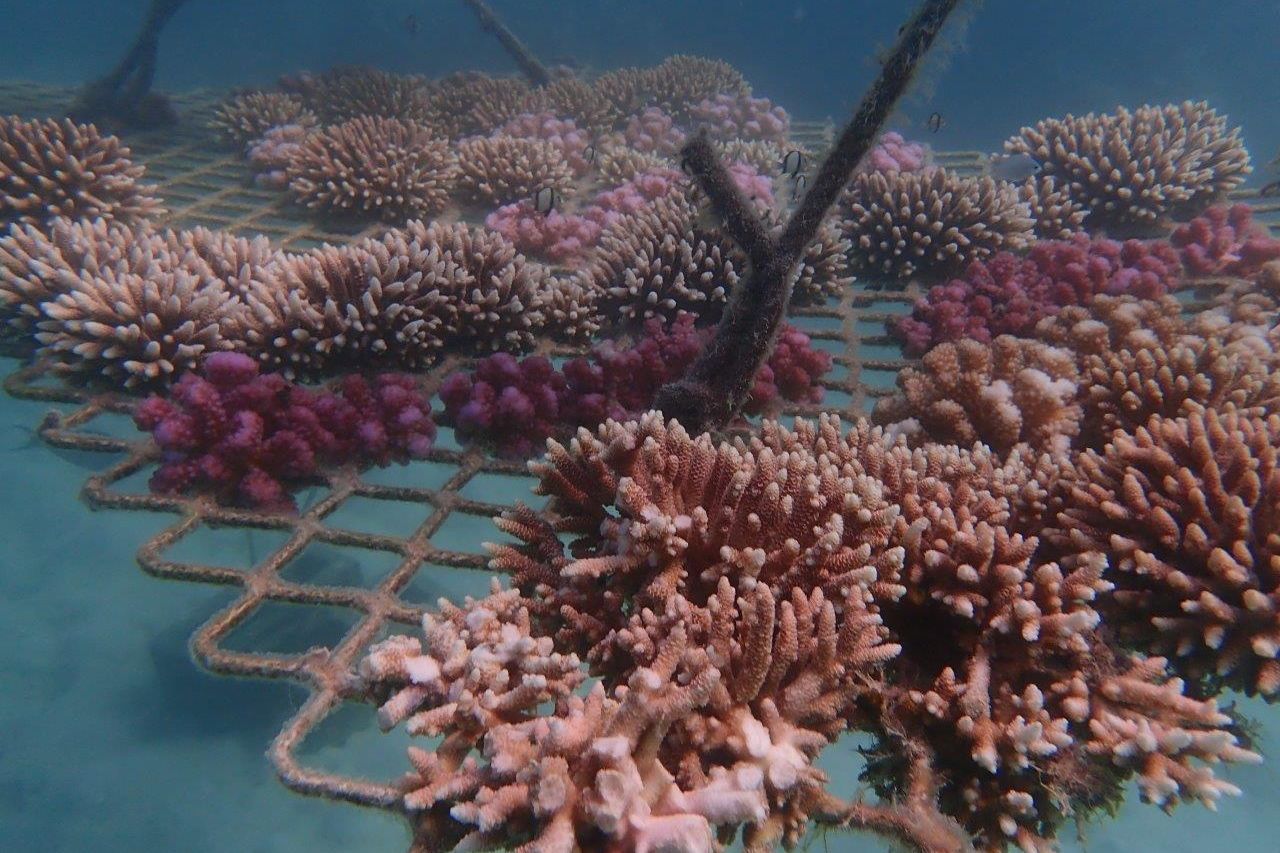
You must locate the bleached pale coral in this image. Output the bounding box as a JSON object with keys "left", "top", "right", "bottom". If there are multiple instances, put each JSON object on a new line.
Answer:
{"left": 1, "top": 115, "right": 162, "bottom": 229}
{"left": 789, "top": 221, "right": 853, "bottom": 304}
{"left": 299, "top": 66, "right": 436, "bottom": 124}
{"left": 874, "top": 336, "right": 1082, "bottom": 456}
{"left": 285, "top": 117, "right": 456, "bottom": 222}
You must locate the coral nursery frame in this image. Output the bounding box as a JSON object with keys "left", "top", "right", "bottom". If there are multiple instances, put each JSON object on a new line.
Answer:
{"left": 3, "top": 80, "right": 1277, "bottom": 844}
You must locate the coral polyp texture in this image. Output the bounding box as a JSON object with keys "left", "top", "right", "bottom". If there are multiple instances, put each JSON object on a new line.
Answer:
{"left": 1017, "top": 175, "right": 1088, "bottom": 239}
{"left": 1, "top": 115, "right": 162, "bottom": 229}
{"left": 454, "top": 134, "right": 576, "bottom": 207}
{"left": 525, "top": 77, "right": 621, "bottom": 134}
{"left": 1005, "top": 101, "right": 1251, "bottom": 229}
{"left": 636, "top": 55, "right": 751, "bottom": 120}
{"left": 874, "top": 335, "right": 1082, "bottom": 455}
{"left": 246, "top": 124, "right": 313, "bottom": 189}
{"left": 426, "top": 73, "right": 532, "bottom": 139}
{"left": 210, "top": 92, "right": 317, "bottom": 148}
{"left": 135, "top": 352, "right": 436, "bottom": 509}
{"left": 583, "top": 190, "right": 744, "bottom": 326}
{"left": 0, "top": 217, "right": 241, "bottom": 385}
{"left": 290, "top": 66, "right": 436, "bottom": 125}
{"left": 1051, "top": 410, "right": 1280, "bottom": 697}
{"left": 840, "top": 168, "right": 1034, "bottom": 282}
{"left": 285, "top": 117, "right": 457, "bottom": 221}
{"left": 353, "top": 412, "right": 1259, "bottom": 853}
{"left": 689, "top": 93, "right": 791, "bottom": 145}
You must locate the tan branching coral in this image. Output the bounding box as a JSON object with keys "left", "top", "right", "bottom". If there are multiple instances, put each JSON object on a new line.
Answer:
{"left": 873, "top": 336, "right": 1082, "bottom": 456}
{"left": 397, "top": 220, "right": 545, "bottom": 353}
{"left": 538, "top": 274, "right": 601, "bottom": 343}
{"left": 1034, "top": 294, "right": 1280, "bottom": 447}
{"left": 525, "top": 77, "right": 621, "bottom": 133}
{"left": 301, "top": 67, "right": 436, "bottom": 124}
{"left": 595, "top": 144, "right": 671, "bottom": 185}
{"left": 583, "top": 191, "right": 744, "bottom": 326}
{"left": 717, "top": 139, "right": 787, "bottom": 177}
{"left": 789, "top": 221, "right": 854, "bottom": 304}
{"left": 1, "top": 116, "right": 161, "bottom": 229}
{"left": 454, "top": 135, "right": 575, "bottom": 207}
{"left": 210, "top": 92, "right": 317, "bottom": 148}
{"left": 1005, "top": 102, "right": 1251, "bottom": 229}
{"left": 1018, "top": 175, "right": 1087, "bottom": 239}
{"left": 840, "top": 168, "right": 1034, "bottom": 282}
{"left": 426, "top": 73, "right": 532, "bottom": 138}
{"left": 285, "top": 117, "right": 456, "bottom": 221}
{"left": 1051, "top": 410, "right": 1280, "bottom": 697}
{"left": 638, "top": 55, "right": 751, "bottom": 119}
{"left": 14, "top": 218, "right": 240, "bottom": 386}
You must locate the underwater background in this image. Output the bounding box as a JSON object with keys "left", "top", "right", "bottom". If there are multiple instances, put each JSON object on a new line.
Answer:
{"left": 2, "top": 1, "right": 1280, "bottom": 852}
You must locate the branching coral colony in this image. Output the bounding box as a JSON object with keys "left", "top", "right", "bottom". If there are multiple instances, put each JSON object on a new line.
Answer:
{"left": 2, "top": 0, "right": 1280, "bottom": 850}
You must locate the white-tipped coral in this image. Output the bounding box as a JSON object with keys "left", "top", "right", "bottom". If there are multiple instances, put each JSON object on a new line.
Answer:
{"left": 1006, "top": 101, "right": 1251, "bottom": 229}
{"left": 454, "top": 135, "right": 575, "bottom": 207}
{"left": 210, "top": 92, "right": 317, "bottom": 148}
{"left": 1, "top": 116, "right": 162, "bottom": 229}
{"left": 285, "top": 117, "right": 457, "bottom": 222}
{"left": 840, "top": 168, "right": 1034, "bottom": 282}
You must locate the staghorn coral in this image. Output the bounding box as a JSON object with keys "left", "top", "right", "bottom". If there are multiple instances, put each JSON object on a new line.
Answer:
{"left": 1017, "top": 175, "right": 1087, "bottom": 239}
{"left": 1050, "top": 410, "right": 1280, "bottom": 697}
{"left": 496, "top": 112, "right": 593, "bottom": 173}
{"left": 1034, "top": 294, "right": 1280, "bottom": 447}
{"left": 596, "top": 145, "right": 672, "bottom": 185}
{"left": 636, "top": 55, "right": 751, "bottom": 120}
{"left": 715, "top": 138, "right": 786, "bottom": 177}
{"left": 297, "top": 66, "right": 436, "bottom": 124}
{"left": 135, "top": 351, "right": 435, "bottom": 509}
{"left": 285, "top": 117, "right": 457, "bottom": 222}
{"left": 1171, "top": 203, "right": 1280, "bottom": 277}
{"left": 689, "top": 93, "right": 791, "bottom": 146}
{"left": 583, "top": 190, "right": 743, "bottom": 326}
{"left": 1005, "top": 101, "right": 1251, "bottom": 229}
{"left": 1, "top": 115, "right": 161, "bottom": 229}
{"left": 891, "top": 236, "right": 1183, "bottom": 355}
{"left": 454, "top": 135, "right": 575, "bottom": 207}
{"left": 401, "top": 220, "right": 545, "bottom": 353}
{"left": 788, "top": 221, "right": 854, "bottom": 304}
{"left": 523, "top": 76, "right": 621, "bottom": 133}
{"left": 0, "top": 217, "right": 242, "bottom": 385}
{"left": 426, "top": 73, "right": 532, "bottom": 138}
{"left": 840, "top": 168, "right": 1034, "bottom": 283}
{"left": 874, "top": 335, "right": 1082, "bottom": 456}
{"left": 210, "top": 92, "right": 316, "bottom": 148}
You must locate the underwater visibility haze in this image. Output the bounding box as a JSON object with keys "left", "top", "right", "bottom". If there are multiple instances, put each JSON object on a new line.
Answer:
{"left": 2, "top": 1, "right": 1280, "bottom": 852}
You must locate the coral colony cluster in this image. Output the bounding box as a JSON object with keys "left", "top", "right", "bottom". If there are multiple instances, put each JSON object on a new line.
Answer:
{"left": 3, "top": 35, "right": 1280, "bottom": 853}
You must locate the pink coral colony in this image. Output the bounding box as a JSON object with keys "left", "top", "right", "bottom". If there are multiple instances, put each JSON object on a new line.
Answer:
{"left": 135, "top": 352, "right": 436, "bottom": 509}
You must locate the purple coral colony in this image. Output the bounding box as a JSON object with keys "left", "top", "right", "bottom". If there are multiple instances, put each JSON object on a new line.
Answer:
{"left": 3, "top": 0, "right": 1280, "bottom": 850}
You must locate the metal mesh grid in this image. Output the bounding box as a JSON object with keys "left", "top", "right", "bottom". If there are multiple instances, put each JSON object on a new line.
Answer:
{"left": 3, "top": 80, "right": 1277, "bottom": 838}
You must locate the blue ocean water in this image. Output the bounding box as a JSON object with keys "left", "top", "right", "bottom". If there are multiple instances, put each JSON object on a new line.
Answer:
{"left": 1, "top": 2, "right": 1279, "bottom": 852}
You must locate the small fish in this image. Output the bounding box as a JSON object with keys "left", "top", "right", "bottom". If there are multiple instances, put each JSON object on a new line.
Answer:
{"left": 1259, "top": 180, "right": 1280, "bottom": 198}
{"left": 533, "top": 186, "right": 559, "bottom": 215}
{"left": 548, "top": 55, "right": 583, "bottom": 72}
{"left": 927, "top": 112, "right": 944, "bottom": 133}
{"left": 680, "top": 155, "right": 694, "bottom": 176}
{"left": 402, "top": 14, "right": 420, "bottom": 36}
{"left": 789, "top": 174, "right": 808, "bottom": 207}
{"left": 780, "top": 149, "right": 805, "bottom": 178}
{"left": 583, "top": 144, "right": 597, "bottom": 166}
{"left": 986, "top": 152, "right": 1042, "bottom": 183}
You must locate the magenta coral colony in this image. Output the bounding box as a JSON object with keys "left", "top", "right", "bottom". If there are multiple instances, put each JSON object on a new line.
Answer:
{"left": 4, "top": 0, "right": 1280, "bottom": 852}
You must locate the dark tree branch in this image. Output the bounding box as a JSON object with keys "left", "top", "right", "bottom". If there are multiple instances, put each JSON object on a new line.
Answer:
{"left": 70, "top": 0, "right": 191, "bottom": 129}
{"left": 653, "top": 0, "right": 966, "bottom": 434}
{"left": 460, "top": 0, "right": 554, "bottom": 87}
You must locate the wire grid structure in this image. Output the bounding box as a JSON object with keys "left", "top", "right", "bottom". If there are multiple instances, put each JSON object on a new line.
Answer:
{"left": 3, "top": 79, "right": 1278, "bottom": 841}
